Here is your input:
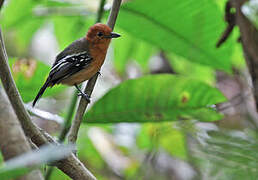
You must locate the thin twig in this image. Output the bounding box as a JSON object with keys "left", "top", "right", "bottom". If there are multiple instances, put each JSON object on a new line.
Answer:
{"left": 67, "top": 0, "right": 122, "bottom": 145}
{"left": 0, "top": 28, "right": 96, "bottom": 180}
{"left": 59, "top": 93, "right": 78, "bottom": 142}
{"left": 106, "top": 0, "right": 122, "bottom": 29}
{"left": 216, "top": 1, "right": 236, "bottom": 48}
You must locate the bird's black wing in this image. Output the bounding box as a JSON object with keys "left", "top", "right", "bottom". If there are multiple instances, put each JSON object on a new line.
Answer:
{"left": 52, "top": 38, "right": 89, "bottom": 67}
{"left": 32, "top": 39, "right": 91, "bottom": 106}
{"left": 49, "top": 38, "right": 92, "bottom": 85}
{"left": 49, "top": 51, "right": 93, "bottom": 85}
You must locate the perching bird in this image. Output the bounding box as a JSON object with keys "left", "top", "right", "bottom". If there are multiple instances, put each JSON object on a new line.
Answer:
{"left": 32, "top": 23, "right": 120, "bottom": 106}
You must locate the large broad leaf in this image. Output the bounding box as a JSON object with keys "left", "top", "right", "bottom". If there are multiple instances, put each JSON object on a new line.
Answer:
{"left": 9, "top": 58, "right": 66, "bottom": 103}
{"left": 85, "top": 75, "right": 226, "bottom": 123}
{"left": 117, "top": 0, "right": 233, "bottom": 71}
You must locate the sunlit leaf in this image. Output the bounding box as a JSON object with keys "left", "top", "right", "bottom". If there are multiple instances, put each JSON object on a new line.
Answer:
{"left": 159, "top": 126, "right": 187, "bottom": 159}
{"left": 117, "top": 0, "right": 234, "bottom": 71}
{"left": 85, "top": 75, "right": 226, "bottom": 123}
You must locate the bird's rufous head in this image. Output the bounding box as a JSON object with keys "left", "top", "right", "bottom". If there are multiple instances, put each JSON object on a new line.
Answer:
{"left": 86, "top": 23, "right": 120, "bottom": 45}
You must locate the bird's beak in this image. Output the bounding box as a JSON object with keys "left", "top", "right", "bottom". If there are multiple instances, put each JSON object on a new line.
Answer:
{"left": 104, "top": 32, "right": 121, "bottom": 39}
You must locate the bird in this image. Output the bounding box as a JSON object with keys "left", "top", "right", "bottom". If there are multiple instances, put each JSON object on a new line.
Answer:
{"left": 32, "top": 23, "right": 120, "bottom": 107}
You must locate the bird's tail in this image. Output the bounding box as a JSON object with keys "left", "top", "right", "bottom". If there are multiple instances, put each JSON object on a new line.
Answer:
{"left": 32, "top": 78, "right": 51, "bottom": 107}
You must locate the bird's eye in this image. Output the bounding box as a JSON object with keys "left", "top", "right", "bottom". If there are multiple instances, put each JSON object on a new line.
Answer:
{"left": 97, "top": 32, "right": 103, "bottom": 37}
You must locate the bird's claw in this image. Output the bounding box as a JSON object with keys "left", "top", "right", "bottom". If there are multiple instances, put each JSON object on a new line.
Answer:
{"left": 77, "top": 92, "right": 91, "bottom": 103}
{"left": 97, "top": 71, "right": 101, "bottom": 76}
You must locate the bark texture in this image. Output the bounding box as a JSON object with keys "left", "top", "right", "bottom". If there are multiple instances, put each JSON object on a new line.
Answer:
{"left": 0, "top": 87, "right": 44, "bottom": 180}
{"left": 231, "top": 0, "right": 258, "bottom": 110}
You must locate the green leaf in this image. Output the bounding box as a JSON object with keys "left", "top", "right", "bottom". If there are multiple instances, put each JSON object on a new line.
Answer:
{"left": 0, "top": 144, "right": 75, "bottom": 180}
{"left": 1, "top": 0, "right": 38, "bottom": 28}
{"left": 117, "top": 0, "right": 233, "bottom": 71}
{"left": 1, "top": 0, "right": 46, "bottom": 51}
{"left": 0, "top": 167, "right": 31, "bottom": 180}
{"left": 9, "top": 58, "right": 66, "bottom": 103}
{"left": 85, "top": 75, "right": 226, "bottom": 123}
{"left": 137, "top": 123, "right": 187, "bottom": 159}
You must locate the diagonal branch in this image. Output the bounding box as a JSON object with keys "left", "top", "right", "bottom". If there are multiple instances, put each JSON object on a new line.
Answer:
{"left": 0, "top": 28, "right": 47, "bottom": 144}
{"left": 230, "top": 0, "right": 258, "bottom": 111}
{"left": 0, "top": 87, "right": 44, "bottom": 180}
{"left": 0, "top": 29, "right": 96, "bottom": 180}
{"left": 67, "top": 0, "right": 122, "bottom": 145}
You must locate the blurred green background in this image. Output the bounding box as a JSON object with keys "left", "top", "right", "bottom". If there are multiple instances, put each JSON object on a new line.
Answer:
{"left": 1, "top": 0, "right": 258, "bottom": 179}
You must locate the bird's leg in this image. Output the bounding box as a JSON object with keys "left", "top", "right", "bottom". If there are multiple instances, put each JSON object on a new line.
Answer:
{"left": 74, "top": 84, "right": 91, "bottom": 103}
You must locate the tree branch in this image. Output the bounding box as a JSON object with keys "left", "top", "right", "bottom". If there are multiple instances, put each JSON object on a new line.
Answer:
{"left": 0, "top": 87, "right": 44, "bottom": 180}
{"left": 106, "top": 0, "right": 122, "bottom": 29}
{"left": 230, "top": 0, "right": 258, "bottom": 111}
{"left": 67, "top": 0, "right": 122, "bottom": 145}
{"left": 0, "top": 28, "right": 47, "bottom": 144}
{"left": 0, "top": 28, "right": 96, "bottom": 180}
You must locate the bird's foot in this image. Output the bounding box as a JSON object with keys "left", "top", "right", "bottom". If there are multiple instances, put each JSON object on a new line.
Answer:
{"left": 97, "top": 71, "right": 101, "bottom": 76}
{"left": 77, "top": 92, "right": 91, "bottom": 103}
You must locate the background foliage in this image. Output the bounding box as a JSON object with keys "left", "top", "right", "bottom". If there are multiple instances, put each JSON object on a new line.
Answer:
{"left": 1, "top": 0, "right": 257, "bottom": 179}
